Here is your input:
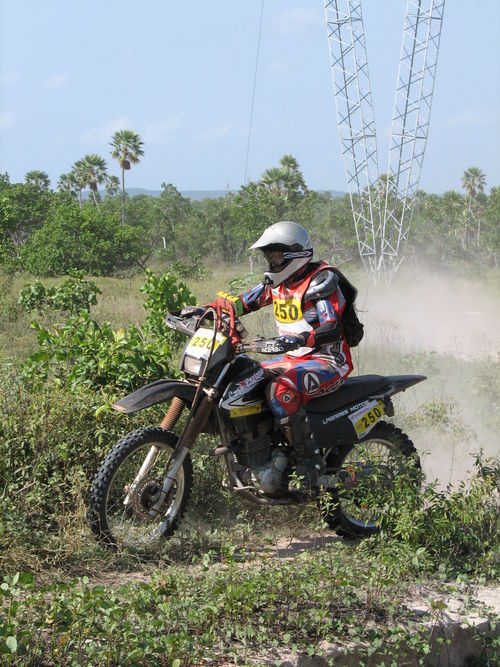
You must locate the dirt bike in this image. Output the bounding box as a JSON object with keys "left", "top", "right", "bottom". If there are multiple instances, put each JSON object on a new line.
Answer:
{"left": 89, "top": 301, "right": 424, "bottom": 552}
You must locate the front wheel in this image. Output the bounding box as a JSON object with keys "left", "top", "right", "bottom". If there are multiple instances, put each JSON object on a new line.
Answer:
{"left": 321, "top": 421, "right": 420, "bottom": 537}
{"left": 89, "top": 427, "right": 193, "bottom": 552}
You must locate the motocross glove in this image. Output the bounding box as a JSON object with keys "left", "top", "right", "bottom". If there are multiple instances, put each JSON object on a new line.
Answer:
{"left": 205, "top": 292, "right": 245, "bottom": 318}
{"left": 276, "top": 334, "right": 307, "bottom": 351}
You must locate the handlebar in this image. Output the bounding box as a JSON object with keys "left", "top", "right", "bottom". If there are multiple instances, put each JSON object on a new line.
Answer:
{"left": 164, "top": 311, "right": 287, "bottom": 355}
{"left": 237, "top": 339, "right": 287, "bottom": 355}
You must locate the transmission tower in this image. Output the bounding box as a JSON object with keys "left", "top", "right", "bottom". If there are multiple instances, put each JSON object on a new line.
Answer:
{"left": 380, "top": 0, "right": 445, "bottom": 275}
{"left": 324, "top": 0, "right": 445, "bottom": 282}
{"left": 324, "top": 0, "right": 381, "bottom": 277}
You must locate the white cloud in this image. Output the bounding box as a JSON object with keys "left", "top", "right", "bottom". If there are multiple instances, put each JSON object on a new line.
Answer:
{"left": 271, "top": 6, "right": 323, "bottom": 34}
{"left": 143, "top": 115, "right": 181, "bottom": 145}
{"left": 442, "top": 108, "right": 498, "bottom": 129}
{"left": 41, "top": 73, "right": 68, "bottom": 89}
{"left": 0, "top": 112, "right": 14, "bottom": 130}
{"left": 83, "top": 115, "right": 130, "bottom": 143}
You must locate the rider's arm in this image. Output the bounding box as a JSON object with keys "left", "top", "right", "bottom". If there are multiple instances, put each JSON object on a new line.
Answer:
{"left": 239, "top": 281, "right": 273, "bottom": 313}
{"left": 299, "top": 270, "right": 346, "bottom": 348}
{"left": 204, "top": 281, "right": 272, "bottom": 318}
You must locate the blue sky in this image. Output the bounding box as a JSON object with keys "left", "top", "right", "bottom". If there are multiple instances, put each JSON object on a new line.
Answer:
{"left": 1, "top": 0, "right": 499, "bottom": 194}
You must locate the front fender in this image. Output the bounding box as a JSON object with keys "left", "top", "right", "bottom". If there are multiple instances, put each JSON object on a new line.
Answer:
{"left": 112, "top": 379, "right": 197, "bottom": 415}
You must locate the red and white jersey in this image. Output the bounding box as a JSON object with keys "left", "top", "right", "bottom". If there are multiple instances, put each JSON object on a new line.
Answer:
{"left": 240, "top": 262, "right": 352, "bottom": 366}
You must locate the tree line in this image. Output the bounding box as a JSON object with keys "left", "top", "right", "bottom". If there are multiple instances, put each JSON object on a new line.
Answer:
{"left": 0, "top": 128, "right": 498, "bottom": 277}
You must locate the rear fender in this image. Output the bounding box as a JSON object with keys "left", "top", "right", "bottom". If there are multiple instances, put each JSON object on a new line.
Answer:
{"left": 112, "top": 379, "right": 197, "bottom": 415}
{"left": 383, "top": 374, "right": 426, "bottom": 396}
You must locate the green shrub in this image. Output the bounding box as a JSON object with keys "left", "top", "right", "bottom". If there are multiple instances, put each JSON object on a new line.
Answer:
{"left": 0, "top": 372, "right": 132, "bottom": 568}
{"left": 19, "top": 272, "right": 101, "bottom": 314}
{"left": 21, "top": 201, "right": 144, "bottom": 276}
{"left": 22, "top": 270, "right": 195, "bottom": 391}
{"left": 376, "top": 453, "right": 500, "bottom": 577}
{"left": 140, "top": 268, "right": 196, "bottom": 337}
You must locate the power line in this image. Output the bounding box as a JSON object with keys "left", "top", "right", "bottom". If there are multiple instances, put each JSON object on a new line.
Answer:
{"left": 243, "top": 0, "right": 265, "bottom": 185}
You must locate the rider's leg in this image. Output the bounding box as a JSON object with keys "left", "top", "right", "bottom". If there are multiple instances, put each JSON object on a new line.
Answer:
{"left": 263, "top": 357, "right": 345, "bottom": 491}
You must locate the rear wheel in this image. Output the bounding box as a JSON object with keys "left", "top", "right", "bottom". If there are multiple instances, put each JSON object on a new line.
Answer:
{"left": 321, "top": 421, "right": 420, "bottom": 537}
{"left": 89, "top": 427, "right": 193, "bottom": 552}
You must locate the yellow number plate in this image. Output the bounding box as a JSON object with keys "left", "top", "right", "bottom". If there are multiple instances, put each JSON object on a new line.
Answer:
{"left": 273, "top": 298, "right": 302, "bottom": 323}
{"left": 349, "top": 400, "right": 385, "bottom": 436}
{"left": 229, "top": 404, "right": 263, "bottom": 418}
{"left": 185, "top": 328, "right": 226, "bottom": 359}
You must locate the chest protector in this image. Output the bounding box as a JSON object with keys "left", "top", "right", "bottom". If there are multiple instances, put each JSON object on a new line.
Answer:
{"left": 271, "top": 262, "right": 331, "bottom": 357}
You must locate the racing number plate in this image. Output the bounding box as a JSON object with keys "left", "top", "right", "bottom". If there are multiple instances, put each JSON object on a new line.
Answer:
{"left": 185, "top": 328, "right": 227, "bottom": 359}
{"left": 348, "top": 400, "right": 385, "bottom": 437}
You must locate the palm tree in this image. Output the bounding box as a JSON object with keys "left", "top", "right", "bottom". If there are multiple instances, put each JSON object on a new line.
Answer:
{"left": 259, "top": 166, "right": 290, "bottom": 197}
{"left": 109, "top": 129, "right": 144, "bottom": 224}
{"left": 259, "top": 154, "right": 307, "bottom": 202}
{"left": 57, "top": 172, "right": 78, "bottom": 200}
{"left": 77, "top": 154, "right": 108, "bottom": 210}
{"left": 25, "top": 170, "right": 50, "bottom": 191}
{"left": 461, "top": 167, "right": 486, "bottom": 243}
{"left": 71, "top": 160, "right": 88, "bottom": 209}
{"left": 105, "top": 174, "right": 120, "bottom": 198}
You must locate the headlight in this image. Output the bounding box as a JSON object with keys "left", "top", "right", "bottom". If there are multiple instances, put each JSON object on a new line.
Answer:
{"left": 183, "top": 355, "right": 203, "bottom": 376}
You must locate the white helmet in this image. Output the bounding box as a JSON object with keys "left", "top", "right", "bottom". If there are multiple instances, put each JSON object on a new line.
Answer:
{"left": 250, "top": 221, "right": 313, "bottom": 286}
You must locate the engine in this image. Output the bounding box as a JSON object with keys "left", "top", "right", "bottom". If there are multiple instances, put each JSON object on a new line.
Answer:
{"left": 234, "top": 432, "right": 288, "bottom": 494}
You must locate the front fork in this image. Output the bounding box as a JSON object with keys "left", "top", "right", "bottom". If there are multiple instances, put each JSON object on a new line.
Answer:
{"left": 148, "top": 393, "right": 214, "bottom": 517}
{"left": 123, "top": 396, "right": 188, "bottom": 507}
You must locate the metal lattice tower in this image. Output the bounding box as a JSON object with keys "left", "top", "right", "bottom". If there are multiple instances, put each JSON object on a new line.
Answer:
{"left": 324, "top": 0, "right": 445, "bottom": 282}
{"left": 380, "top": 0, "right": 445, "bottom": 275}
{"left": 324, "top": 0, "right": 381, "bottom": 277}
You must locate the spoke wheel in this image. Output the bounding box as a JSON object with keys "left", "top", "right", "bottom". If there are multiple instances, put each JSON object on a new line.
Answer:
{"left": 321, "top": 421, "right": 420, "bottom": 537}
{"left": 89, "top": 427, "right": 193, "bottom": 552}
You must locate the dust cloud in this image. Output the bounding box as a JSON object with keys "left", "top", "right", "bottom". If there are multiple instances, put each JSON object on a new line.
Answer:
{"left": 355, "top": 264, "right": 500, "bottom": 487}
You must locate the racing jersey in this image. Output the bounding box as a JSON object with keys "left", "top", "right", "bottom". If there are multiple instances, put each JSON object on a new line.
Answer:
{"left": 240, "top": 262, "right": 351, "bottom": 359}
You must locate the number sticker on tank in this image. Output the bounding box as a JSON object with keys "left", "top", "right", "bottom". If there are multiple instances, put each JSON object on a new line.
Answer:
{"left": 349, "top": 400, "right": 385, "bottom": 437}
{"left": 273, "top": 298, "right": 302, "bottom": 323}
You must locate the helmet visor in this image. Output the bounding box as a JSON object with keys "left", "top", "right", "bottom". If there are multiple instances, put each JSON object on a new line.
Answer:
{"left": 263, "top": 247, "right": 285, "bottom": 270}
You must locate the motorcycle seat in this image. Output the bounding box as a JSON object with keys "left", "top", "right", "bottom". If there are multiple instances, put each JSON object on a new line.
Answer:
{"left": 306, "top": 374, "right": 390, "bottom": 413}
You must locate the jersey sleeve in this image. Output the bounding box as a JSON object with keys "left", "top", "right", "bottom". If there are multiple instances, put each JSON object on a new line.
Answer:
{"left": 240, "top": 281, "right": 273, "bottom": 313}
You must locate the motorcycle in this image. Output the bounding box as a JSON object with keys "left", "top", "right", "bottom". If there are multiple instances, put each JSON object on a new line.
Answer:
{"left": 89, "top": 300, "right": 424, "bottom": 552}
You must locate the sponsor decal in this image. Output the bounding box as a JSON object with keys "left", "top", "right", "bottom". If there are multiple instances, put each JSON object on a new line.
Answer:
{"left": 349, "top": 400, "right": 369, "bottom": 413}
{"left": 322, "top": 407, "right": 349, "bottom": 424}
{"left": 303, "top": 372, "right": 321, "bottom": 395}
{"left": 227, "top": 368, "right": 265, "bottom": 400}
{"left": 280, "top": 391, "right": 294, "bottom": 404}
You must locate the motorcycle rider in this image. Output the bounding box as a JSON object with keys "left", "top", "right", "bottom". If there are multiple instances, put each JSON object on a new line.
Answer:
{"left": 198, "top": 221, "right": 354, "bottom": 492}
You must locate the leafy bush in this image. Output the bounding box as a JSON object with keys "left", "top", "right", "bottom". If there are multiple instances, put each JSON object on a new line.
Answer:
{"left": 23, "top": 314, "right": 176, "bottom": 391}
{"left": 19, "top": 272, "right": 101, "bottom": 314}
{"left": 140, "top": 269, "right": 196, "bottom": 337}
{"left": 375, "top": 453, "right": 500, "bottom": 577}
{"left": 21, "top": 201, "right": 145, "bottom": 276}
{"left": 170, "top": 251, "right": 207, "bottom": 281}
{"left": 22, "top": 270, "right": 195, "bottom": 391}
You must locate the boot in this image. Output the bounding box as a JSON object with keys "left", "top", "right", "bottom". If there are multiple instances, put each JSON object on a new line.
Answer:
{"left": 279, "top": 407, "right": 324, "bottom": 493}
